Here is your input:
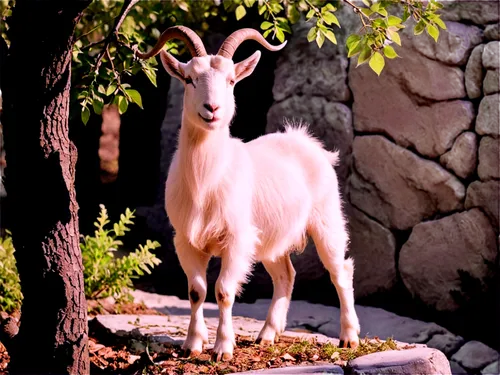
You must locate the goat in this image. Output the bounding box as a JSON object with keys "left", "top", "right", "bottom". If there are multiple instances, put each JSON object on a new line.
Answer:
{"left": 135, "top": 26, "right": 360, "bottom": 361}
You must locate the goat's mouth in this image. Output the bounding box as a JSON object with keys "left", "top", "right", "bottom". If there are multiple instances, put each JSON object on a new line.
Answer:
{"left": 199, "top": 113, "right": 218, "bottom": 123}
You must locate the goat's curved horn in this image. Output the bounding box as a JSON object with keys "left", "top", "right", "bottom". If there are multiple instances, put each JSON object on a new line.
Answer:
{"left": 134, "top": 26, "right": 207, "bottom": 59}
{"left": 217, "top": 28, "right": 287, "bottom": 59}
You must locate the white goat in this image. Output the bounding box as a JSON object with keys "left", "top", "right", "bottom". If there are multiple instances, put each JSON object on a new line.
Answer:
{"left": 135, "top": 26, "right": 360, "bottom": 361}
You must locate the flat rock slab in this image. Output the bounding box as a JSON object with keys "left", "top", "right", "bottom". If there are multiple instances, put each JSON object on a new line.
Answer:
{"left": 236, "top": 364, "right": 344, "bottom": 374}
{"left": 347, "top": 347, "right": 451, "bottom": 375}
{"left": 92, "top": 314, "right": 340, "bottom": 350}
{"left": 130, "top": 290, "right": 451, "bottom": 348}
{"left": 451, "top": 340, "right": 500, "bottom": 372}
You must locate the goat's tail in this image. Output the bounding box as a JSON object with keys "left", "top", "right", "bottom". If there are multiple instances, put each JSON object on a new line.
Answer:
{"left": 282, "top": 118, "right": 340, "bottom": 167}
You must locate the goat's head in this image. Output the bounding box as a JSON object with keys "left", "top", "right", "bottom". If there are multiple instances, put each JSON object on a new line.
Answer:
{"left": 135, "top": 26, "right": 286, "bottom": 131}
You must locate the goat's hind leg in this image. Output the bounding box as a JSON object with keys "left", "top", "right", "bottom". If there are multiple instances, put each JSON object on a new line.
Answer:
{"left": 174, "top": 235, "right": 211, "bottom": 357}
{"left": 256, "top": 255, "right": 295, "bottom": 346}
{"left": 309, "top": 215, "right": 360, "bottom": 348}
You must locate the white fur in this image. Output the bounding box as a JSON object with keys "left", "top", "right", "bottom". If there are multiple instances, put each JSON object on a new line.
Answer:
{"left": 163, "top": 52, "right": 360, "bottom": 361}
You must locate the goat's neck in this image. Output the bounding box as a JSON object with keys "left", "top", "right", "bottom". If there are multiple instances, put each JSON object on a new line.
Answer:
{"left": 177, "top": 116, "right": 230, "bottom": 202}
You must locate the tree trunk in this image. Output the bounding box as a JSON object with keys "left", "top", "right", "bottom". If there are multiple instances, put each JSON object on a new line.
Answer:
{"left": 0, "top": 0, "right": 90, "bottom": 373}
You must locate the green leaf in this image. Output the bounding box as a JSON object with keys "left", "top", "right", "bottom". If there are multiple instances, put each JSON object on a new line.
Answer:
{"left": 376, "top": 8, "right": 388, "bottom": 16}
{"left": 324, "top": 29, "right": 337, "bottom": 44}
{"left": 388, "top": 29, "right": 401, "bottom": 46}
{"left": 322, "top": 3, "right": 336, "bottom": 12}
{"left": 307, "top": 27, "right": 317, "bottom": 42}
{"left": 81, "top": 106, "right": 90, "bottom": 125}
{"left": 402, "top": 7, "right": 410, "bottom": 22}
{"left": 361, "top": 0, "right": 370, "bottom": 6}
{"left": 106, "top": 84, "right": 117, "bottom": 96}
{"left": 276, "top": 27, "right": 285, "bottom": 43}
{"left": 348, "top": 40, "right": 363, "bottom": 57}
{"left": 235, "top": 5, "right": 246, "bottom": 20}
{"left": 346, "top": 34, "right": 362, "bottom": 49}
{"left": 125, "top": 89, "right": 143, "bottom": 109}
{"left": 323, "top": 12, "right": 340, "bottom": 27}
{"left": 316, "top": 30, "right": 325, "bottom": 48}
{"left": 261, "top": 21, "right": 273, "bottom": 30}
{"left": 143, "top": 67, "right": 157, "bottom": 87}
{"left": 383, "top": 45, "right": 398, "bottom": 59}
{"left": 98, "top": 85, "right": 106, "bottom": 95}
{"left": 258, "top": 4, "right": 266, "bottom": 15}
{"left": 426, "top": 24, "right": 439, "bottom": 42}
{"left": 306, "top": 9, "right": 315, "bottom": 20}
{"left": 370, "top": 2, "right": 380, "bottom": 12}
{"left": 287, "top": 4, "right": 300, "bottom": 23}
{"left": 244, "top": 0, "right": 255, "bottom": 7}
{"left": 263, "top": 29, "right": 272, "bottom": 38}
{"left": 117, "top": 95, "right": 128, "bottom": 114}
{"left": 360, "top": 8, "right": 373, "bottom": 17}
{"left": 369, "top": 51, "right": 385, "bottom": 75}
{"left": 93, "top": 96, "right": 104, "bottom": 115}
{"left": 433, "top": 17, "right": 447, "bottom": 29}
{"left": 357, "top": 45, "right": 372, "bottom": 66}
{"left": 387, "top": 15, "right": 402, "bottom": 26}
{"left": 414, "top": 20, "right": 426, "bottom": 35}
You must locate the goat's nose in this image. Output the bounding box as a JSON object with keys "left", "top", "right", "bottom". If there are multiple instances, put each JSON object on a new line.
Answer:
{"left": 203, "top": 103, "right": 218, "bottom": 113}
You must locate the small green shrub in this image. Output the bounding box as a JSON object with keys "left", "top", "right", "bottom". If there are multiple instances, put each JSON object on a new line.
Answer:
{"left": 0, "top": 231, "right": 23, "bottom": 313}
{"left": 81, "top": 204, "right": 162, "bottom": 302}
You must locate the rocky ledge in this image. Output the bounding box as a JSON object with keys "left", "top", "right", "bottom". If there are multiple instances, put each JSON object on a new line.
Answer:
{"left": 88, "top": 290, "right": 500, "bottom": 374}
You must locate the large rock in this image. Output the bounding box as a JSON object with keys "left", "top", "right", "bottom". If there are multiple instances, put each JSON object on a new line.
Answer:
{"left": 237, "top": 365, "right": 343, "bottom": 374}
{"left": 347, "top": 347, "right": 451, "bottom": 375}
{"left": 318, "top": 304, "right": 449, "bottom": 344}
{"left": 426, "top": 333, "right": 465, "bottom": 357}
{"left": 349, "top": 136, "right": 465, "bottom": 230}
{"left": 465, "top": 180, "right": 500, "bottom": 232}
{"left": 483, "top": 42, "right": 500, "bottom": 70}
{"left": 346, "top": 206, "right": 397, "bottom": 299}
{"left": 439, "top": 132, "right": 477, "bottom": 179}
{"left": 478, "top": 136, "right": 500, "bottom": 180}
{"left": 441, "top": 1, "right": 500, "bottom": 25}
{"left": 399, "top": 209, "right": 498, "bottom": 311}
{"left": 483, "top": 69, "right": 499, "bottom": 95}
{"left": 451, "top": 341, "right": 499, "bottom": 372}
{"left": 410, "top": 21, "right": 483, "bottom": 66}
{"left": 482, "top": 361, "right": 500, "bottom": 375}
{"left": 352, "top": 96, "right": 473, "bottom": 158}
{"left": 465, "top": 45, "right": 485, "bottom": 99}
{"left": 350, "top": 33, "right": 466, "bottom": 102}
{"left": 476, "top": 94, "right": 500, "bottom": 137}
{"left": 271, "top": 21, "right": 350, "bottom": 103}
{"left": 485, "top": 24, "right": 500, "bottom": 41}
{"left": 266, "top": 96, "right": 353, "bottom": 185}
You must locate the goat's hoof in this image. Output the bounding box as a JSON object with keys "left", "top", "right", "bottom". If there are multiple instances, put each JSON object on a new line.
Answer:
{"left": 339, "top": 331, "right": 359, "bottom": 349}
{"left": 211, "top": 351, "right": 233, "bottom": 362}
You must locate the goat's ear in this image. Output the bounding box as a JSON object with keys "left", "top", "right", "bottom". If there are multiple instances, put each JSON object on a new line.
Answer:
{"left": 160, "top": 50, "right": 186, "bottom": 82}
{"left": 234, "top": 51, "right": 261, "bottom": 83}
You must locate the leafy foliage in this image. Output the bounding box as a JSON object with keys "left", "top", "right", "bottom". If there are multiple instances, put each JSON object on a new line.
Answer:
{"left": 81, "top": 204, "right": 162, "bottom": 301}
{"left": 0, "top": 0, "right": 445, "bottom": 121}
{"left": 0, "top": 231, "right": 22, "bottom": 313}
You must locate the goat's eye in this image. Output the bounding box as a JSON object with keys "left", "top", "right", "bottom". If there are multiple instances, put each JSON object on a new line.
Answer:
{"left": 229, "top": 79, "right": 235, "bottom": 86}
{"left": 185, "top": 77, "right": 193, "bottom": 85}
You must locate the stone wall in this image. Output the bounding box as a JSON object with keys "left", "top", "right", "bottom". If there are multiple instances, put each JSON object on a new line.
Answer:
{"left": 266, "top": 1, "right": 499, "bottom": 314}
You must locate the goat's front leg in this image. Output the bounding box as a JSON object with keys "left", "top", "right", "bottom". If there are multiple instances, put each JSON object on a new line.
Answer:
{"left": 257, "top": 255, "right": 295, "bottom": 345}
{"left": 213, "top": 249, "right": 253, "bottom": 362}
{"left": 174, "top": 235, "right": 211, "bottom": 357}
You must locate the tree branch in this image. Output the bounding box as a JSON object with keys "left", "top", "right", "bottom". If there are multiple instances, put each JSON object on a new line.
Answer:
{"left": 94, "top": 0, "right": 139, "bottom": 73}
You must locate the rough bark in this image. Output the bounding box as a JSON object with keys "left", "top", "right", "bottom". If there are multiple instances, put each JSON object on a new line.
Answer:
{"left": 0, "top": 0, "right": 91, "bottom": 373}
